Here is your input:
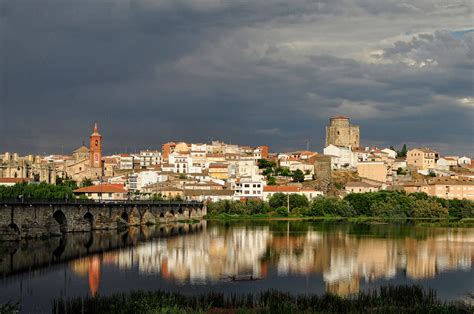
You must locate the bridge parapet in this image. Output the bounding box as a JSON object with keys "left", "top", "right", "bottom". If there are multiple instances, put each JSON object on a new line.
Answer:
{"left": 0, "top": 199, "right": 206, "bottom": 241}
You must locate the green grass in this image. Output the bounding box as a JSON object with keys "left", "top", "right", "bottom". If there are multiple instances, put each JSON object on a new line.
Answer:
{"left": 50, "top": 285, "right": 473, "bottom": 314}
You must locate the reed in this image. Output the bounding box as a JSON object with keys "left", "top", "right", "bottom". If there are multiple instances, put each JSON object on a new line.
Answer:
{"left": 51, "top": 285, "right": 472, "bottom": 313}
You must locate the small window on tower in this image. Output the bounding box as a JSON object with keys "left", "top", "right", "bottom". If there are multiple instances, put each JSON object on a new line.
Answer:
{"left": 95, "top": 140, "right": 98, "bottom": 146}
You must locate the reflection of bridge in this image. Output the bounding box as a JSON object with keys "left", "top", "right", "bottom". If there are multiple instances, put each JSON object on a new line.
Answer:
{"left": 0, "top": 222, "right": 206, "bottom": 278}
{"left": 0, "top": 199, "right": 206, "bottom": 240}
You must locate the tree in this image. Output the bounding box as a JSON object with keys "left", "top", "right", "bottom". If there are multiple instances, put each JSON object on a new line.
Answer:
{"left": 269, "top": 193, "right": 287, "bottom": 209}
{"left": 370, "top": 199, "right": 406, "bottom": 219}
{"left": 410, "top": 199, "right": 448, "bottom": 218}
{"left": 309, "top": 197, "right": 355, "bottom": 217}
{"left": 292, "top": 169, "right": 305, "bottom": 182}
{"left": 258, "top": 159, "right": 276, "bottom": 169}
{"left": 267, "top": 176, "right": 276, "bottom": 186}
{"left": 397, "top": 144, "right": 407, "bottom": 158}
{"left": 81, "top": 178, "right": 93, "bottom": 187}
{"left": 289, "top": 194, "right": 309, "bottom": 209}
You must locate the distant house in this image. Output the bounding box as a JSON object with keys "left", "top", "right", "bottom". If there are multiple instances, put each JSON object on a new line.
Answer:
{"left": 233, "top": 179, "right": 264, "bottom": 200}
{"left": 262, "top": 186, "right": 323, "bottom": 201}
{"left": 345, "top": 181, "right": 382, "bottom": 193}
{"left": 403, "top": 178, "right": 474, "bottom": 200}
{"left": 381, "top": 148, "right": 397, "bottom": 159}
{"left": 458, "top": 156, "right": 471, "bottom": 167}
{"left": 208, "top": 163, "right": 229, "bottom": 180}
{"left": 406, "top": 148, "right": 438, "bottom": 170}
{"left": 184, "top": 189, "right": 234, "bottom": 202}
{"left": 323, "top": 145, "right": 356, "bottom": 169}
{"left": 73, "top": 184, "right": 128, "bottom": 201}
{"left": 436, "top": 157, "right": 458, "bottom": 171}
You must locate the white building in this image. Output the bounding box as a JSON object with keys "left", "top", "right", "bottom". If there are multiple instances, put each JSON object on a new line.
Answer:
{"left": 233, "top": 179, "right": 265, "bottom": 200}
{"left": 139, "top": 150, "right": 161, "bottom": 168}
{"left": 127, "top": 171, "right": 168, "bottom": 192}
{"left": 262, "top": 186, "right": 323, "bottom": 201}
{"left": 436, "top": 157, "right": 458, "bottom": 171}
{"left": 323, "top": 145, "right": 356, "bottom": 169}
{"left": 458, "top": 156, "right": 471, "bottom": 166}
{"left": 169, "top": 152, "right": 191, "bottom": 174}
{"left": 381, "top": 148, "right": 397, "bottom": 159}
{"left": 119, "top": 154, "right": 134, "bottom": 170}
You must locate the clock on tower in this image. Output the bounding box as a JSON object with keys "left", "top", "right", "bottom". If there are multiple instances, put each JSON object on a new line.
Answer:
{"left": 89, "top": 123, "right": 102, "bottom": 168}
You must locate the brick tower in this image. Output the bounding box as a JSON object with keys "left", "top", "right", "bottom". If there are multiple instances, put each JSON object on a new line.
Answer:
{"left": 89, "top": 123, "right": 102, "bottom": 168}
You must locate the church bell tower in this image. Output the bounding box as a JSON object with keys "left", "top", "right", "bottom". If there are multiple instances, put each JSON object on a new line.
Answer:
{"left": 89, "top": 123, "right": 102, "bottom": 168}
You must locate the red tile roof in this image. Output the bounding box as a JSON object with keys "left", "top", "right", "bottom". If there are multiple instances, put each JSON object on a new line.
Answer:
{"left": 209, "top": 163, "right": 228, "bottom": 168}
{"left": 74, "top": 184, "right": 127, "bottom": 193}
{"left": 0, "top": 178, "right": 32, "bottom": 183}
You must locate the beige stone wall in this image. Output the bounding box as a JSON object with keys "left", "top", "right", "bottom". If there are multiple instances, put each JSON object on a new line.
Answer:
{"left": 325, "top": 118, "right": 360, "bottom": 147}
{"left": 357, "top": 162, "right": 387, "bottom": 183}
{"left": 0, "top": 159, "right": 56, "bottom": 184}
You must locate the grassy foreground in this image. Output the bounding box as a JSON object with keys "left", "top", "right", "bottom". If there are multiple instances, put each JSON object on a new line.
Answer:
{"left": 50, "top": 285, "right": 472, "bottom": 313}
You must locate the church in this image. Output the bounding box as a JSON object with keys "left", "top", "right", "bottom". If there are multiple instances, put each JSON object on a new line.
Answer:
{"left": 64, "top": 123, "right": 103, "bottom": 182}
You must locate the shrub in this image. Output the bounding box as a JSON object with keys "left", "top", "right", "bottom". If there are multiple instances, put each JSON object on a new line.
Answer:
{"left": 370, "top": 199, "right": 407, "bottom": 219}
{"left": 309, "top": 197, "right": 355, "bottom": 217}
{"left": 275, "top": 206, "right": 289, "bottom": 216}
{"left": 269, "top": 193, "right": 287, "bottom": 209}
{"left": 410, "top": 199, "right": 448, "bottom": 218}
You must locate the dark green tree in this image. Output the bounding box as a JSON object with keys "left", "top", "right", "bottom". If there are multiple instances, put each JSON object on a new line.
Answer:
{"left": 292, "top": 169, "right": 305, "bottom": 182}
{"left": 269, "top": 193, "right": 287, "bottom": 209}
{"left": 258, "top": 159, "right": 276, "bottom": 169}
{"left": 267, "top": 176, "right": 277, "bottom": 185}
{"left": 397, "top": 144, "right": 407, "bottom": 158}
{"left": 81, "top": 178, "right": 93, "bottom": 187}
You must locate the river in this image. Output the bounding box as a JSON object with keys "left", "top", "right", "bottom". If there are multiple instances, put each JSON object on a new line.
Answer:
{"left": 1, "top": 220, "right": 473, "bottom": 312}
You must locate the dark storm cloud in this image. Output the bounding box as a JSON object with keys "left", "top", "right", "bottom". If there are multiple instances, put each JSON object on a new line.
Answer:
{"left": 0, "top": 0, "right": 473, "bottom": 155}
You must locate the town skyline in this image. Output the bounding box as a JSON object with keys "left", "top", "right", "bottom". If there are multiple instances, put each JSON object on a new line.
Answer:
{"left": 2, "top": 117, "right": 473, "bottom": 157}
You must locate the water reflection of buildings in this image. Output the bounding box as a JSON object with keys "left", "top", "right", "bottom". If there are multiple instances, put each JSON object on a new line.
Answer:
{"left": 70, "top": 226, "right": 474, "bottom": 297}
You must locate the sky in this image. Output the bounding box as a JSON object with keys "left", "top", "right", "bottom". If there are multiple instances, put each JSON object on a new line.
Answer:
{"left": 1, "top": 0, "right": 473, "bottom": 156}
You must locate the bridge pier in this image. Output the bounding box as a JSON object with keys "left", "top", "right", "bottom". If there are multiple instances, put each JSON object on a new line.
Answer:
{"left": 0, "top": 200, "right": 205, "bottom": 241}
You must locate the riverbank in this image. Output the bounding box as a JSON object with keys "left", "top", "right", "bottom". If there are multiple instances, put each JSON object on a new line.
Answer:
{"left": 49, "top": 285, "right": 472, "bottom": 313}
{"left": 205, "top": 213, "right": 474, "bottom": 227}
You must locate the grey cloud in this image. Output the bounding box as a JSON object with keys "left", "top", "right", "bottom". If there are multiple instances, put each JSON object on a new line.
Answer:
{"left": 0, "top": 0, "right": 473, "bottom": 156}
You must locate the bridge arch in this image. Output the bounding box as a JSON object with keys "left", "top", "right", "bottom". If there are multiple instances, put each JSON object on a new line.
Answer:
{"left": 53, "top": 210, "right": 68, "bottom": 233}
{"left": 84, "top": 212, "right": 94, "bottom": 228}
{"left": 120, "top": 212, "right": 129, "bottom": 223}
{"left": 8, "top": 223, "right": 20, "bottom": 234}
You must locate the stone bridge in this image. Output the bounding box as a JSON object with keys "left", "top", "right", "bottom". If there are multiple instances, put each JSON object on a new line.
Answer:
{"left": 0, "top": 199, "right": 206, "bottom": 240}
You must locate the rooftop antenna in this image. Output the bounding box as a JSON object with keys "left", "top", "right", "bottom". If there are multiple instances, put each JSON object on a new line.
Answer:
{"left": 305, "top": 139, "right": 311, "bottom": 151}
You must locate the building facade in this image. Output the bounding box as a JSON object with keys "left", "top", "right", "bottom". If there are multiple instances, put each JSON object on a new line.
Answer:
{"left": 406, "top": 148, "right": 438, "bottom": 170}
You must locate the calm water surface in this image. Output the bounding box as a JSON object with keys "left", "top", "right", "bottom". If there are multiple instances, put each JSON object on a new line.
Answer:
{"left": 1, "top": 220, "right": 473, "bottom": 313}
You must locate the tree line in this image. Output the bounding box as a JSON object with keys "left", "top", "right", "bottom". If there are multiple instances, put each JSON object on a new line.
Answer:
{"left": 0, "top": 177, "right": 93, "bottom": 200}
{"left": 207, "top": 190, "right": 474, "bottom": 219}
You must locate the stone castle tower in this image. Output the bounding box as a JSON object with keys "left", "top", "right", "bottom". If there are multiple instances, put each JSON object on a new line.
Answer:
{"left": 325, "top": 116, "right": 360, "bottom": 147}
{"left": 89, "top": 123, "right": 102, "bottom": 168}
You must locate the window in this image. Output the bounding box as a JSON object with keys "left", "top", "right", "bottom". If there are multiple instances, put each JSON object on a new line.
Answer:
{"left": 108, "top": 193, "right": 113, "bottom": 197}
